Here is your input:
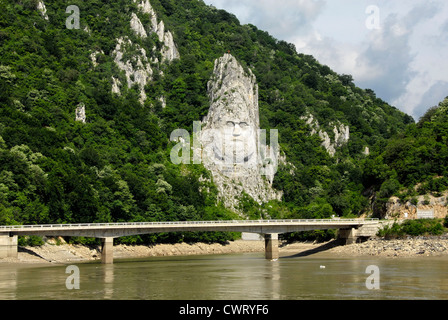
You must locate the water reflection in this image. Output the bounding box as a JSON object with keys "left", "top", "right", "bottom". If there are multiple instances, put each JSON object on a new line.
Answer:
{"left": 1, "top": 253, "right": 448, "bottom": 300}
{"left": 267, "top": 261, "right": 281, "bottom": 300}
{"left": 0, "top": 267, "right": 16, "bottom": 300}
{"left": 102, "top": 264, "right": 114, "bottom": 299}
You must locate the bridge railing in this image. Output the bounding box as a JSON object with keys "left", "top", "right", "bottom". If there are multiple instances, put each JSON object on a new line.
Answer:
{"left": 0, "top": 218, "right": 379, "bottom": 230}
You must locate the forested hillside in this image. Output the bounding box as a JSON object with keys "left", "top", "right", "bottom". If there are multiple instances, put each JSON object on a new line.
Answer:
{"left": 363, "top": 97, "right": 448, "bottom": 216}
{"left": 0, "top": 0, "right": 427, "bottom": 244}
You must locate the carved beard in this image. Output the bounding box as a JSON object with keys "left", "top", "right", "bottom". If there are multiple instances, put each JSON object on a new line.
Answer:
{"left": 213, "top": 143, "right": 255, "bottom": 163}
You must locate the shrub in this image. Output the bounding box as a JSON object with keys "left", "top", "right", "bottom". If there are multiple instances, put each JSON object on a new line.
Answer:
{"left": 18, "top": 235, "right": 44, "bottom": 246}
{"left": 378, "top": 219, "right": 445, "bottom": 238}
{"left": 377, "top": 222, "right": 405, "bottom": 239}
{"left": 402, "top": 219, "right": 445, "bottom": 236}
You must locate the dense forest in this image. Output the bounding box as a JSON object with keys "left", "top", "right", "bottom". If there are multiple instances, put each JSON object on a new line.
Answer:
{"left": 0, "top": 0, "right": 445, "bottom": 245}
{"left": 364, "top": 97, "right": 448, "bottom": 216}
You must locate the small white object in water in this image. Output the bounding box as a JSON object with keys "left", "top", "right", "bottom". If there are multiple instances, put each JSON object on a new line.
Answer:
{"left": 320, "top": 265, "right": 325, "bottom": 269}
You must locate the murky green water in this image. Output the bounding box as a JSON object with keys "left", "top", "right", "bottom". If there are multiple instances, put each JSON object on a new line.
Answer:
{"left": 1, "top": 252, "right": 447, "bottom": 300}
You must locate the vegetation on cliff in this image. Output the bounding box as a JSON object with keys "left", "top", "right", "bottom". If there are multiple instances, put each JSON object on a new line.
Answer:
{"left": 0, "top": 0, "right": 445, "bottom": 245}
{"left": 377, "top": 218, "right": 448, "bottom": 239}
{"left": 364, "top": 97, "right": 448, "bottom": 216}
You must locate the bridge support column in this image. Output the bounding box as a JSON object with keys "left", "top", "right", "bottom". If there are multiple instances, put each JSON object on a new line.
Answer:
{"left": 101, "top": 237, "right": 114, "bottom": 264}
{"left": 0, "top": 234, "right": 18, "bottom": 259}
{"left": 264, "top": 233, "right": 279, "bottom": 260}
{"left": 338, "top": 228, "right": 357, "bottom": 245}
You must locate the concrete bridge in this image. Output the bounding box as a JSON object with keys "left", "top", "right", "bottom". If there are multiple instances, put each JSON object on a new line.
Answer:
{"left": 0, "top": 219, "right": 380, "bottom": 263}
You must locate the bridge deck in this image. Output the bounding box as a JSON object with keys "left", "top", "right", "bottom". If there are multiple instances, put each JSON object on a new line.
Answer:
{"left": 0, "top": 219, "right": 378, "bottom": 238}
{"left": 0, "top": 219, "right": 379, "bottom": 263}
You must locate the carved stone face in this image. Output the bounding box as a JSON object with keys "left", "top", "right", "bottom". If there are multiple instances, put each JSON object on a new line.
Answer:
{"left": 201, "top": 54, "right": 260, "bottom": 175}
{"left": 211, "top": 113, "right": 257, "bottom": 165}
{"left": 191, "top": 53, "right": 282, "bottom": 208}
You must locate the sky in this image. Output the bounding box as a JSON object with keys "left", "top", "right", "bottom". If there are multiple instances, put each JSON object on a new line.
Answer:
{"left": 203, "top": 0, "right": 448, "bottom": 120}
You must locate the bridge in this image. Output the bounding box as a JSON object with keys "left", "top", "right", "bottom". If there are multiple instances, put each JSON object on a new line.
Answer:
{"left": 0, "top": 219, "right": 380, "bottom": 263}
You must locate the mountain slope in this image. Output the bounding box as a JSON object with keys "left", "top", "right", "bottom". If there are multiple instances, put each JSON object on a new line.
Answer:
{"left": 364, "top": 96, "right": 448, "bottom": 217}
{"left": 0, "top": 0, "right": 415, "bottom": 243}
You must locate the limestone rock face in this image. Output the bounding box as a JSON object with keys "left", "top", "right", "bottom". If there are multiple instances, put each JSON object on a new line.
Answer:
{"left": 111, "top": 37, "right": 153, "bottom": 104}
{"left": 133, "top": 0, "right": 180, "bottom": 62}
{"left": 90, "top": 50, "right": 103, "bottom": 68}
{"left": 111, "top": 1, "right": 179, "bottom": 103}
{"left": 37, "top": 1, "right": 49, "bottom": 21}
{"left": 333, "top": 124, "right": 350, "bottom": 148}
{"left": 111, "top": 77, "right": 121, "bottom": 95}
{"left": 363, "top": 146, "right": 370, "bottom": 156}
{"left": 199, "top": 54, "right": 282, "bottom": 213}
{"left": 130, "top": 13, "right": 147, "bottom": 38}
{"left": 383, "top": 192, "right": 448, "bottom": 220}
{"left": 301, "top": 113, "right": 350, "bottom": 157}
{"left": 157, "top": 24, "right": 180, "bottom": 62}
{"left": 75, "top": 103, "right": 86, "bottom": 123}
{"left": 205, "top": 53, "right": 259, "bottom": 132}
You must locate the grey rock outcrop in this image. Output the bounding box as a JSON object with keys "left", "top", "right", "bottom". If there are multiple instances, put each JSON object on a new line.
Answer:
{"left": 111, "top": 1, "right": 179, "bottom": 103}
{"left": 133, "top": 0, "right": 180, "bottom": 62}
{"left": 90, "top": 50, "right": 103, "bottom": 68}
{"left": 384, "top": 192, "right": 448, "bottom": 220}
{"left": 111, "top": 37, "right": 153, "bottom": 104}
{"left": 130, "top": 12, "right": 147, "bottom": 38}
{"left": 75, "top": 103, "right": 86, "bottom": 123}
{"left": 37, "top": 1, "right": 49, "bottom": 21}
{"left": 301, "top": 113, "right": 350, "bottom": 157}
{"left": 154, "top": 20, "right": 180, "bottom": 62}
{"left": 111, "top": 77, "right": 121, "bottom": 95}
{"left": 198, "top": 54, "right": 282, "bottom": 213}
{"left": 363, "top": 146, "right": 370, "bottom": 156}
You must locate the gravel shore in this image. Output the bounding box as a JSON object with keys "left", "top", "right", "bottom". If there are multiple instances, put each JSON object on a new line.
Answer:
{"left": 0, "top": 240, "right": 266, "bottom": 264}
{"left": 1, "top": 235, "right": 448, "bottom": 264}
{"left": 328, "top": 235, "right": 448, "bottom": 258}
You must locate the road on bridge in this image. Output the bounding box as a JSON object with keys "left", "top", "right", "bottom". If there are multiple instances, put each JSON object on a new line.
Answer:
{"left": 0, "top": 219, "right": 378, "bottom": 238}
{"left": 0, "top": 219, "right": 379, "bottom": 263}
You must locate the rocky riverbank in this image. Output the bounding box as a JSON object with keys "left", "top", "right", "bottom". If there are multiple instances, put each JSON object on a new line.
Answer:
{"left": 2, "top": 235, "right": 448, "bottom": 264}
{"left": 327, "top": 235, "right": 448, "bottom": 258}
{"left": 0, "top": 239, "right": 266, "bottom": 264}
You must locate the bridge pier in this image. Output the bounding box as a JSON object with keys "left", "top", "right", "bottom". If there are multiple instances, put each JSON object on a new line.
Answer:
{"left": 101, "top": 237, "right": 114, "bottom": 264}
{"left": 264, "top": 233, "right": 279, "bottom": 260}
{"left": 338, "top": 228, "right": 358, "bottom": 245}
{"left": 0, "top": 234, "right": 18, "bottom": 259}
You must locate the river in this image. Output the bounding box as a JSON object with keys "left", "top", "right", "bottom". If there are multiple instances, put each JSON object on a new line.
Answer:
{"left": 1, "top": 251, "right": 447, "bottom": 300}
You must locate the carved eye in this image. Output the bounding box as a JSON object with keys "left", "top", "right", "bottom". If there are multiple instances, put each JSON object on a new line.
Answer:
{"left": 226, "top": 121, "right": 235, "bottom": 127}
{"left": 239, "top": 122, "right": 248, "bottom": 128}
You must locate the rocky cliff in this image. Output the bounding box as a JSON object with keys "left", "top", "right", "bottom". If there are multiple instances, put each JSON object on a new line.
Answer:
{"left": 36, "top": 1, "right": 49, "bottom": 21}
{"left": 111, "top": 0, "right": 179, "bottom": 103}
{"left": 111, "top": 36, "right": 154, "bottom": 104}
{"left": 134, "top": 0, "right": 180, "bottom": 62}
{"left": 301, "top": 113, "right": 350, "bottom": 157}
{"left": 199, "top": 54, "right": 282, "bottom": 213}
{"left": 384, "top": 192, "right": 448, "bottom": 220}
{"left": 0, "top": 0, "right": 415, "bottom": 228}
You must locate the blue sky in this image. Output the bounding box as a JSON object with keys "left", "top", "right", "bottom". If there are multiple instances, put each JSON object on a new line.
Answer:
{"left": 204, "top": 0, "right": 448, "bottom": 120}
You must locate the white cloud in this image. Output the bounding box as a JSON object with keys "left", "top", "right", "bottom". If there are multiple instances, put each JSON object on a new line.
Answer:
{"left": 406, "top": 80, "right": 448, "bottom": 119}
{"left": 206, "top": 0, "right": 325, "bottom": 39}
{"left": 205, "top": 0, "right": 448, "bottom": 120}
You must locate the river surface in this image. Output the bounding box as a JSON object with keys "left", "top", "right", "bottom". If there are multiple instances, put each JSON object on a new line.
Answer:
{"left": 1, "top": 251, "right": 447, "bottom": 300}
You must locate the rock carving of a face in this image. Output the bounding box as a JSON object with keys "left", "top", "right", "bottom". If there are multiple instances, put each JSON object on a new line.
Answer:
{"left": 211, "top": 99, "right": 257, "bottom": 165}
{"left": 201, "top": 55, "right": 259, "bottom": 174}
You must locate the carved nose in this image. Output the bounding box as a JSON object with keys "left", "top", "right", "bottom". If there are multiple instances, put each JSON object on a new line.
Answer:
{"left": 233, "top": 124, "right": 242, "bottom": 136}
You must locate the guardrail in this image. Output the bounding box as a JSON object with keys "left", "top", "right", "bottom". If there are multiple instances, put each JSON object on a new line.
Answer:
{"left": 0, "top": 218, "right": 379, "bottom": 230}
